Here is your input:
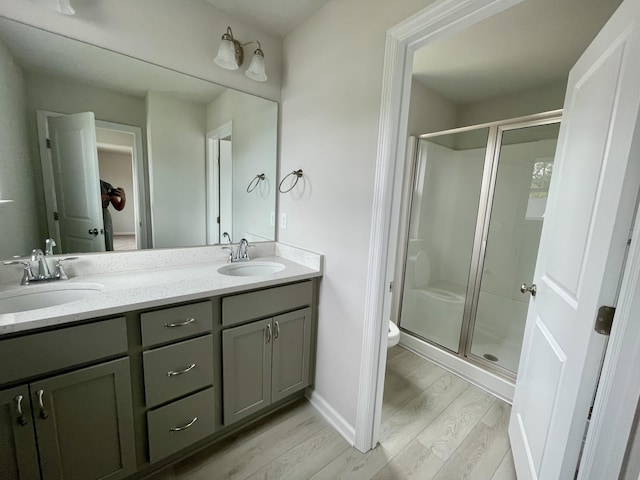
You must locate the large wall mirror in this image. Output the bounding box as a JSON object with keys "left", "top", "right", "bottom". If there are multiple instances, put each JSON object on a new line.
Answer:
{"left": 0, "top": 17, "right": 277, "bottom": 259}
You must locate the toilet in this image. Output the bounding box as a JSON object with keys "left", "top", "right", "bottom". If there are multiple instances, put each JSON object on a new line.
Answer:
{"left": 388, "top": 321, "right": 400, "bottom": 348}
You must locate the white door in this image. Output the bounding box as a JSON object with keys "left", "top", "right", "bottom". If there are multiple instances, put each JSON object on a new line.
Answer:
{"left": 48, "top": 112, "right": 105, "bottom": 253}
{"left": 509, "top": 1, "right": 640, "bottom": 479}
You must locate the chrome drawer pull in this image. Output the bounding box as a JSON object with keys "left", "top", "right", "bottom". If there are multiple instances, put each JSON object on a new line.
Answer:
{"left": 169, "top": 416, "right": 198, "bottom": 432}
{"left": 36, "top": 390, "right": 49, "bottom": 419}
{"left": 164, "top": 318, "right": 196, "bottom": 328}
{"left": 14, "top": 395, "right": 28, "bottom": 426}
{"left": 265, "top": 324, "right": 272, "bottom": 343}
{"left": 167, "top": 363, "right": 196, "bottom": 377}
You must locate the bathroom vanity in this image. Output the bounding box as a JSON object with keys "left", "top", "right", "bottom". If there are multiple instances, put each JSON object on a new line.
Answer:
{"left": 0, "top": 243, "right": 322, "bottom": 480}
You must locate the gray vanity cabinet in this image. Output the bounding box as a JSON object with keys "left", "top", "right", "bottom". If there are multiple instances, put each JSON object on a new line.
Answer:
{"left": 30, "top": 358, "right": 136, "bottom": 480}
{"left": 222, "top": 318, "right": 273, "bottom": 424}
{"left": 222, "top": 307, "right": 312, "bottom": 425}
{"left": 0, "top": 317, "right": 135, "bottom": 480}
{"left": 271, "top": 308, "right": 313, "bottom": 403}
{"left": 0, "top": 386, "right": 40, "bottom": 480}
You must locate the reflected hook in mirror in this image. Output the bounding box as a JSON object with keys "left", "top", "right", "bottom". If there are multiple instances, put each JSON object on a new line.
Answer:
{"left": 246, "top": 173, "right": 265, "bottom": 193}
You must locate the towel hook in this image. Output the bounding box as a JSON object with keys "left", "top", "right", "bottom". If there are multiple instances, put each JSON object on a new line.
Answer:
{"left": 246, "top": 173, "right": 265, "bottom": 193}
{"left": 278, "top": 169, "right": 303, "bottom": 193}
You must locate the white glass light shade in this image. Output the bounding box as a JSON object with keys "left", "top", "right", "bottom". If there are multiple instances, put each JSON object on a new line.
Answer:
{"left": 214, "top": 39, "right": 239, "bottom": 70}
{"left": 245, "top": 51, "right": 267, "bottom": 82}
{"left": 55, "top": 0, "right": 76, "bottom": 15}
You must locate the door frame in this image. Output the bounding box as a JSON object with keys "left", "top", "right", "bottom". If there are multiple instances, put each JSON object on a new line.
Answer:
{"left": 205, "top": 121, "right": 233, "bottom": 245}
{"left": 358, "top": 0, "right": 640, "bottom": 477}
{"left": 36, "top": 110, "right": 149, "bottom": 250}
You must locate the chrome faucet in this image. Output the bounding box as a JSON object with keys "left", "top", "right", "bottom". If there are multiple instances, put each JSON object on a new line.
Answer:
{"left": 31, "top": 249, "right": 52, "bottom": 280}
{"left": 3, "top": 238, "right": 77, "bottom": 285}
{"left": 237, "top": 238, "right": 249, "bottom": 261}
{"left": 222, "top": 238, "right": 252, "bottom": 263}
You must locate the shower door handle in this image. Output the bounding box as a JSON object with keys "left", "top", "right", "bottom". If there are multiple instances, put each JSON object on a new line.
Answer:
{"left": 520, "top": 283, "right": 537, "bottom": 297}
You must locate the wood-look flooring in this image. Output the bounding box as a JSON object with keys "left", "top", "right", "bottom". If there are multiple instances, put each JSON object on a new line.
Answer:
{"left": 149, "top": 346, "right": 517, "bottom": 480}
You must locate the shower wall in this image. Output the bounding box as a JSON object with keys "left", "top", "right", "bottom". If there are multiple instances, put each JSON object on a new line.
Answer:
{"left": 409, "top": 141, "right": 484, "bottom": 290}
{"left": 400, "top": 125, "right": 559, "bottom": 372}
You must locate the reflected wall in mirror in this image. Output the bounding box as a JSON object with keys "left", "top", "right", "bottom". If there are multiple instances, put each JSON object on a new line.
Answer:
{"left": 0, "top": 17, "right": 277, "bottom": 259}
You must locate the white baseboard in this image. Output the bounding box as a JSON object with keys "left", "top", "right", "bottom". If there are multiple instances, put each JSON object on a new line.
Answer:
{"left": 305, "top": 388, "right": 356, "bottom": 446}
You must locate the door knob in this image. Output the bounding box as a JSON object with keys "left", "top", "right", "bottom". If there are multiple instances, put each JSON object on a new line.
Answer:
{"left": 88, "top": 228, "right": 98, "bottom": 236}
{"left": 520, "top": 283, "right": 537, "bottom": 297}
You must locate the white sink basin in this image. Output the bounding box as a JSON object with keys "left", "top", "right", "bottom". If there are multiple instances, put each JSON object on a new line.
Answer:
{"left": 0, "top": 283, "right": 104, "bottom": 314}
{"left": 217, "top": 261, "right": 285, "bottom": 277}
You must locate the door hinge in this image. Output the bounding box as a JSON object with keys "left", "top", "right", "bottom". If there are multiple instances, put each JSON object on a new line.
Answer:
{"left": 46, "top": 138, "right": 51, "bottom": 148}
{"left": 595, "top": 305, "right": 616, "bottom": 335}
{"left": 389, "top": 281, "right": 394, "bottom": 293}
{"left": 53, "top": 211, "right": 59, "bottom": 221}
{"left": 217, "top": 216, "right": 220, "bottom": 224}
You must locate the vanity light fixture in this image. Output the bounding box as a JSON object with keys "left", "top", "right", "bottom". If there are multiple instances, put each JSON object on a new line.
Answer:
{"left": 214, "top": 26, "right": 268, "bottom": 82}
{"left": 52, "top": 0, "right": 76, "bottom": 15}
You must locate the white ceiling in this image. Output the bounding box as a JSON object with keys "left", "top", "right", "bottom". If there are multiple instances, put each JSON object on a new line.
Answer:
{"left": 412, "top": 0, "right": 622, "bottom": 104}
{"left": 203, "top": 0, "right": 330, "bottom": 37}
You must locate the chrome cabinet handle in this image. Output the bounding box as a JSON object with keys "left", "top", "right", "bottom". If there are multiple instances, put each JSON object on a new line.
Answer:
{"left": 164, "top": 318, "right": 196, "bottom": 328}
{"left": 265, "top": 324, "right": 272, "bottom": 343}
{"left": 36, "top": 390, "right": 49, "bottom": 419}
{"left": 167, "top": 363, "right": 196, "bottom": 377}
{"left": 14, "top": 395, "right": 28, "bottom": 426}
{"left": 169, "top": 416, "right": 198, "bottom": 432}
{"left": 274, "top": 321, "right": 280, "bottom": 340}
{"left": 520, "top": 283, "right": 537, "bottom": 297}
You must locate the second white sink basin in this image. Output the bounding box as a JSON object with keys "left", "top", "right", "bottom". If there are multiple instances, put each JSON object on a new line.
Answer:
{"left": 217, "top": 261, "right": 285, "bottom": 277}
{"left": 0, "top": 283, "right": 104, "bottom": 314}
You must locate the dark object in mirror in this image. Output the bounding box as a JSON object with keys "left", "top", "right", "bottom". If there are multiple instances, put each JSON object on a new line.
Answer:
{"left": 0, "top": 16, "right": 278, "bottom": 259}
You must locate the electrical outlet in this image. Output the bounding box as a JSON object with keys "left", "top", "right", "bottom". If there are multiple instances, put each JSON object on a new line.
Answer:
{"left": 280, "top": 212, "right": 287, "bottom": 229}
{"left": 270, "top": 211, "right": 275, "bottom": 226}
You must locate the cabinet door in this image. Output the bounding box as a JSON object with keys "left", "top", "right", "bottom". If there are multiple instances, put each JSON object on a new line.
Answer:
{"left": 222, "top": 318, "right": 272, "bottom": 425}
{"left": 30, "top": 358, "right": 136, "bottom": 480}
{"left": 0, "top": 386, "right": 40, "bottom": 480}
{"left": 272, "top": 308, "right": 312, "bottom": 402}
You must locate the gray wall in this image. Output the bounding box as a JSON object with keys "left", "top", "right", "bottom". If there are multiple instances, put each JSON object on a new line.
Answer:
{"left": 207, "top": 90, "right": 278, "bottom": 243}
{"left": 146, "top": 92, "right": 207, "bottom": 248}
{"left": 0, "top": 40, "right": 41, "bottom": 258}
{"left": 0, "top": 0, "right": 282, "bottom": 102}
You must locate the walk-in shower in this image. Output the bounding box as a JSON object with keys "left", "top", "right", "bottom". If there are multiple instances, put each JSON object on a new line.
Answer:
{"left": 396, "top": 111, "right": 561, "bottom": 379}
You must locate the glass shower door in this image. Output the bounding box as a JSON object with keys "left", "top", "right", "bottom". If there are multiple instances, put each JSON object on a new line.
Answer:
{"left": 468, "top": 122, "right": 560, "bottom": 373}
{"left": 399, "top": 128, "right": 490, "bottom": 352}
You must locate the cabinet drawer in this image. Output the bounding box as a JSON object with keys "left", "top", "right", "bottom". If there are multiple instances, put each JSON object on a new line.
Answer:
{"left": 222, "top": 281, "right": 313, "bottom": 327}
{"left": 0, "top": 317, "right": 127, "bottom": 385}
{"left": 141, "top": 301, "right": 212, "bottom": 347}
{"left": 147, "top": 387, "right": 215, "bottom": 463}
{"left": 143, "top": 335, "right": 214, "bottom": 408}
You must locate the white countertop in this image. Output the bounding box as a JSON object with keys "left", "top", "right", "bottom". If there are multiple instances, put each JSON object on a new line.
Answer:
{"left": 0, "top": 242, "right": 323, "bottom": 336}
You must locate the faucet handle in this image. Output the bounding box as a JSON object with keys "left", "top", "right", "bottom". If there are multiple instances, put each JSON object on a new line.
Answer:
{"left": 3, "top": 260, "right": 36, "bottom": 285}
{"left": 54, "top": 257, "right": 78, "bottom": 280}
{"left": 221, "top": 246, "right": 234, "bottom": 263}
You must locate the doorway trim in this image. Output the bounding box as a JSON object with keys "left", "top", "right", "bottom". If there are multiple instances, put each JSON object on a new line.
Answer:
{"left": 355, "top": 0, "right": 526, "bottom": 452}
{"left": 36, "top": 110, "right": 149, "bottom": 250}
{"left": 206, "top": 121, "right": 233, "bottom": 245}
{"left": 95, "top": 120, "right": 148, "bottom": 250}
{"left": 359, "top": 1, "right": 640, "bottom": 478}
